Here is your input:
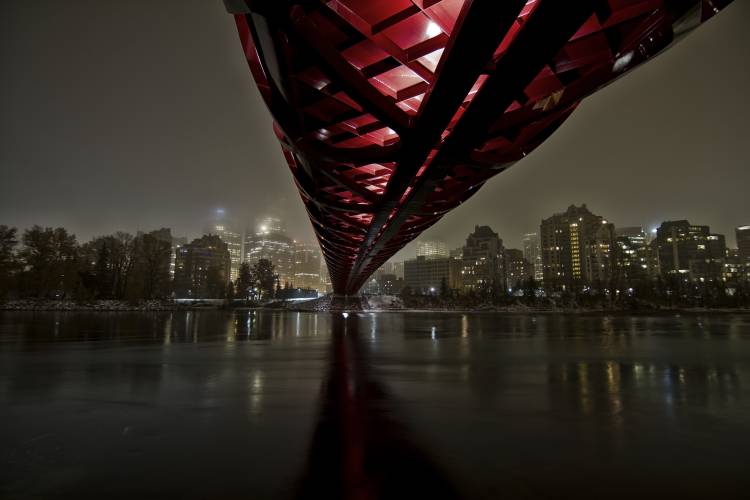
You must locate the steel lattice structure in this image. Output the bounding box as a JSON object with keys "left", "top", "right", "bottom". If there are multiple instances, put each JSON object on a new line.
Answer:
{"left": 224, "top": 0, "right": 732, "bottom": 295}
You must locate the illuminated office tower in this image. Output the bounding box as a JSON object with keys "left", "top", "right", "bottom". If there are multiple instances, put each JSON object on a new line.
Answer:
{"left": 656, "top": 221, "right": 725, "bottom": 283}
{"left": 404, "top": 256, "right": 451, "bottom": 294}
{"left": 169, "top": 236, "right": 188, "bottom": 279}
{"left": 723, "top": 249, "right": 743, "bottom": 284}
{"left": 737, "top": 226, "right": 750, "bottom": 260}
{"left": 522, "top": 233, "right": 543, "bottom": 283}
{"left": 206, "top": 211, "right": 242, "bottom": 282}
{"left": 244, "top": 217, "right": 295, "bottom": 287}
{"left": 504, "top": 248, "right": 532, "bottom": 290}
{"left": 461, "top": 225, "right": 505, "bottom": 292}
{"left": 374, "top": 260, "right": 407, "bottom": 293}
{"left": 416, "top": 240, "right": 448, "bottom": 260}
{"left": 174, "top": 235, "right": 231, "bottom": 299}
{"left": 540, "top": 204, "right": 614, "bottom": 292}
{"left": 613, "top": 227, "right": 649, "bottom": 287}
{"left": 737, "top": 226, "right": 750, "bottom": 282}
{"left": 293, "top": 243, "right": 323, "bottom": 291}
{"left": 379, "top": 261, "right": 404, "bottom": 280}
{"left": 319, "top": 260, "right": 332, "bottom": 293}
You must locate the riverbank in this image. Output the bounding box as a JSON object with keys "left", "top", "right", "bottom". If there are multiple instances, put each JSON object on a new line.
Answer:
{"left": 284, "top": 295, "right": 750, "bottom": 315}
{"left": 0, "top": 300, "right": 201, "bottom": 312}
{"left": 2, "top": 298, "right": 749, "bottom": 315}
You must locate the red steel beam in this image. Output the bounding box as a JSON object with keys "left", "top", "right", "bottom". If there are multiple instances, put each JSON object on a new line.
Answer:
{"left": 224, "top": 0, "right": 734, "bottom": 295}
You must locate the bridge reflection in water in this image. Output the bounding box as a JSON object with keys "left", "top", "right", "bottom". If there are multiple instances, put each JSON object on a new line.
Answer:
{"left": 1, "top": 311, "right": 749, "bottom": 499}
{"left": 296, "top": 313, "right": 461, "bottom": 500}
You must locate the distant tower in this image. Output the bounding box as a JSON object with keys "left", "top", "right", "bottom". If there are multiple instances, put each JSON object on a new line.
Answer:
{"left": 656, "top": 221, "right": 726, "bottom": 282}
{"left": 293, "top": 243, "right": 323, "bottom": 291}
{"left": 416, "top": 240, "right": 449, "bottom": 260}
{"left": 244, "top": 216, "right": 295, "bottom": 286}
{"left": 174, "top": 235, "right": 231, "bottom": 299}
{"left": 737, "top": 226, "right": 750, "bottom": 269}
{"left": 540, "top": 204, "right": 614, "bottom": 292}
{"left": 613, "top": 227, "right": 649, "bottom": 287}
{"left": 504, "top": 248, "right": 532, "bottom": 290}
{"left": 522, "top": 233, "right": 543, "bottom": 283}
{"left": 206, "top": 209, "right": 242, "bottom": 282}
{"left": 461, "top": 225, "right": 505, "bottom": 291}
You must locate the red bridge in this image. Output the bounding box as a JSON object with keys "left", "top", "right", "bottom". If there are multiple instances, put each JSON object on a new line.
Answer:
{"left": 224, "top": 0, "right": 731, "bottom": 295}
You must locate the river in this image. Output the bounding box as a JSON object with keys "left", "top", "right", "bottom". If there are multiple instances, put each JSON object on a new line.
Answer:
{"left": 1, "top": 311, "right": 749, "bottom": 499}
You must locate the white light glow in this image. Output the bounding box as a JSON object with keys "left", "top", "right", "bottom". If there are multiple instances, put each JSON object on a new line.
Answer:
{"left": 613, "top": 51, "right": 634, "bottom": 72}
{"left": 426, "top": 20, "right": 442, "bottom": 38}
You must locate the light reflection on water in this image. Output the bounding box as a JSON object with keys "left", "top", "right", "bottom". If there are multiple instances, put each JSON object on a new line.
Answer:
{"left": 0, "top": 311, "right": 749, "bottom": 499}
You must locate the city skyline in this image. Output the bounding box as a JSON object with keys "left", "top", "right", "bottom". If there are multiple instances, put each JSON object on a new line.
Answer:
{"left": 4, "top": 206, "right": 748, "bottom": 249}
{"left": 1, "top": 1, "right": 748, "bottom": 255}
{"left": 2, "top": 3, "right": 747, "bottom": 499}
{"left": 5, "top": 207, "right": 746, "bottom": 263}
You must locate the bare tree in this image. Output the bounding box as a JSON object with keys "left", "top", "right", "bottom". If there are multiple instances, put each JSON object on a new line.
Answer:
{"left": 19, "top": 226, "right": 78, "bottom": 298}
{"left": 0, "top": 226, "right": 19, "bottom": 299}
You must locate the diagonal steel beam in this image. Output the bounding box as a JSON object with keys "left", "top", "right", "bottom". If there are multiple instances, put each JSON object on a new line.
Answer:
{"left": 344, "top": 0, "right": 527, "bottom": 292}
{"left": 345, "top": 1, "right": 599, "bottom": 293}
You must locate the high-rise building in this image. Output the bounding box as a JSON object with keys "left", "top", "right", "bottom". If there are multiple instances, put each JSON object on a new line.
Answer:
{"left": 169, "top": 236, "right": 188, "bottom": 279}
{"left": 540, "top": 204, "right": 614, "bottom": 292}
{"left": 585, "top": 224, "right": 616, "bottom": 288}
{"left": 723, "top": 248, "right": 743, "bottom": 284}
{"left": 504, "top": 248, "right": 532, "bottom": 290}
{"left": 379, "top": 261, "right": 404, "bottom": 280}
{"left": 656, "top": 220, "right": 726, "bottom": 283}
{"left": 647, "top": 239, "right": 661, "bottom": 279}
{"left": 404, "top": 256, "right": 454, "bottom": 294}
{"left": 416, "top": 240, "right": 448, "bottom": 260}
{"left": 613, "top": 227, "right": 649, "bottom": 287}
{"left": 737, "top": 226, "right": 750, "bottom": 255}
{"left": 293, "top": 243, "right": 323, "bottom": 291}
{"left": 461, "top": 225, "right": 505, "bottom": 291}
{"left": 174, "top": 235, "right": 231, "bottom": 299}
{"left": 206, "top": 214, "right": 242, "bottom": 282}
{"left": 522, "top": 233, "right": 543, "bottom": 283}
{"left": 737, "top": 226, "right": 750, "bottom": 281}
{"left": 244, "top": 217, "right": 295, "bottom": 287}
{"left": 374, "top": 261, "right": 409, "bottom": 294}
{"left": 319, "top": 261, "right": 332, "bottom": 294}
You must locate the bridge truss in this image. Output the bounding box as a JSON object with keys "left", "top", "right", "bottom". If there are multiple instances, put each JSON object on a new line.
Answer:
{"left": 224, "top": 0, "right": 732, "bottom": 294}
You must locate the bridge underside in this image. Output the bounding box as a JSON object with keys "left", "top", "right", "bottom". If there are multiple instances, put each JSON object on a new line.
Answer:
{"left": 225, "top": 0, "right": 732, "bottom": 294}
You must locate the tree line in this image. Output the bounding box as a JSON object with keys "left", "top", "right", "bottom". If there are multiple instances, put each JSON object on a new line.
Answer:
{"left": 0, "top": 224, "right": 291, "bottom": 304}
{"left": 0, "top": 225, "right": 173, "bottom": 301}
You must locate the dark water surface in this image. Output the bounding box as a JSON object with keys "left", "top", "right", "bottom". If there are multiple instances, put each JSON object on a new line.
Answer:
{"left": 1, "top": 311, "right": 749, "bottom": 499}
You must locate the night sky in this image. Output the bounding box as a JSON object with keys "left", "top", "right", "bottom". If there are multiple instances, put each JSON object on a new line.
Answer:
{"left": 1, "top": 1, "right": 748, "bottom": 255}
